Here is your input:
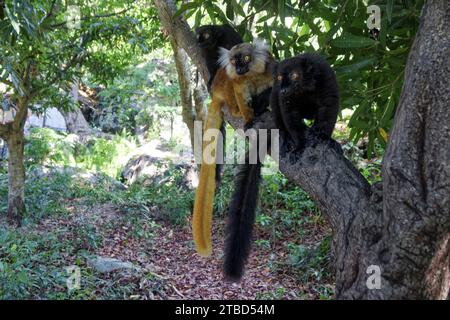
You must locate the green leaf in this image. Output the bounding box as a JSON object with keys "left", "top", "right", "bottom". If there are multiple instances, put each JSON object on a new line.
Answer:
{"left": 173, "top": 2, "right": 199, "bottom": 18}
{"left": 387, "top": 0, "right": 394, "bottom": 23}
{"left": 331, "top": 33, "right": 376, "bottom": 48}
{"left": 17, "top": 270, "right": 29, "bottom": 283}
{"left": 335, "top": 58, "right": 375, "bottom": 74}
{"left": 226, "top": 2, "right": 235, "bottom": 21}
{"left": 231, "top": 0, "right": 245, "bottom": 17}
{"left": 380, "top": 96, "right": 396, "bottom": 126}
{"left": 5, "top": 6, "right": 20, "bottom": 35}
{"left": 278, "top": 0, "right": 286, "bottom": 24}
{"left": 194, "top": 9, "right": 202, "bottom": 27}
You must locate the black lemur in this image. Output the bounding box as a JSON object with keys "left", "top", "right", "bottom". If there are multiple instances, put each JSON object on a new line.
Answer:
{"left": 272, "top": 53, "right": 339, "bottom": 149}
{"left": 224, "top": 53, "right": 339, "bottom": 281}
{"left": 196, "top": 24, "right": 243, "bottom": 91}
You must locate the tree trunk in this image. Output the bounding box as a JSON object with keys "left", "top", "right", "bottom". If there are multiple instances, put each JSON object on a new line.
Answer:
{"left": 6, "top": 128, "right": 26, "bottom": 226}
{"left": 171, "top": 40, "right": 196, "bottom": 150}
{"left": 378, "top": 0, "right": 450, "bottom": 299}
{"left": 193, "top": 79, "right": 207, "bottom": 123}
{"left": 62, "top": 83, "right": 92, "bottom": 135}
{"left": 153, "top": 0, "right": 208, "bottom": 82}
{"left": 62, "top": 108, "right": 92, "bottom": 135}
{"left": 3, "top": 97, "right": 29, "bottom": 226}
{"left": 154, "top": 0, "right": 450, "bottom": 299}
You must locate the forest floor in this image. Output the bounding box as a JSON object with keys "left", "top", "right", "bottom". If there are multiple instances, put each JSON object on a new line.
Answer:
{"left": 22, "top": 199, "right": 332, "bottom": 300}
{"left": 1, "top": 125, "right": 369, "bottom": 300}
{"left": 0, "top": 178, "right": 334, "bottom": 299}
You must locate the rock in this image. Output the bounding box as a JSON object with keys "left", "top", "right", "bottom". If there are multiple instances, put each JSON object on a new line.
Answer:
{"left": 121, "top": 154, "right": 162, "bottom": 184}
{"left": 88, "top": 256, "right": 139, "bottom": 274}
{"left": 121, "top": 153, "right": 197, "bottom": 189}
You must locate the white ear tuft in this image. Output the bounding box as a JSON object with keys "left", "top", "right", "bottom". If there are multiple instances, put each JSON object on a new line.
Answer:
{"left": 251, "top": 39, "right": 271, "bottom": 72}
{"left": 252, "top": 38, "right": 270, "bottom": 53}
{"left": 218, "top": 47, "right": 231, "bottom": 69}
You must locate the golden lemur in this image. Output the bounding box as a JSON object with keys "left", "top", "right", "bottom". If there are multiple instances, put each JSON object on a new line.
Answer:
{"left": 196, "top": 25, "right": 243, "bottom": 186}
{"left": 193, "top": 40, "right": 275, "bottom": 257}
{"left": 224, "top": 53, "right": 339, "bottom": 281}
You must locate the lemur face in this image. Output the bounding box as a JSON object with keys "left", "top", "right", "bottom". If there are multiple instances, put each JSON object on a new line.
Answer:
{"left": 196, "top": 26, "right": 218, "bottom": 49}
{"left": 274, "top": 57, "right": 316, "bottom": 98}
{"left": 275, "top": 66, "right": 303, "bottom": 98}
{"left": 221, "top": 41, "right": 269, "bottom": 78}
{"left": 229, "top": 51, "right": 252, "bottom": 75}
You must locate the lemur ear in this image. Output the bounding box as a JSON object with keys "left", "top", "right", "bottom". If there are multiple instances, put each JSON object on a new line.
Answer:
{"left": 218, "top": 47, "right": 231, "bottom": 68}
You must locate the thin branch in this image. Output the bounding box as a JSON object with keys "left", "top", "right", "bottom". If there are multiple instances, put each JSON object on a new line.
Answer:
{"left": 49, "top": 6, "right": 133, "bottom": 29}
{"left": 43, "top": 0, "right": 58, "bottom": 21}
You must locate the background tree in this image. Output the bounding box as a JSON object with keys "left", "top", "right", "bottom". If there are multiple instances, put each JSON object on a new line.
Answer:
{"left": 154, "top": 0, "right": 449, "bottom": 299}
{"left": 0, "top": 0, "right": 161, "bottom": 225}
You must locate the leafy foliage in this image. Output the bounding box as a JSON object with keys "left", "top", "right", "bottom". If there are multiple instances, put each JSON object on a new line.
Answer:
{"left": 0, "top": 0, "right": 163, "bottom": 112}
{"left": 25, "top": 127, "right": 136, "bottom": 178}
{"left": 87, "top": 50, "right": 180, "bottom": 136}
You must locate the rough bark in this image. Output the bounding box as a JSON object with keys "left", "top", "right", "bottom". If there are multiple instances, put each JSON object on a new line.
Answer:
{"left": 4, "top": 97, "right": 28, "bottom": 226}
{"left": 155, "top": 0, "right": 450, "bottom": 299}
{"left": 379, "top": 0, "right": 450, "bottom": 299}
{"left": 171, "top": 40, "right": 196, "bottom": 150}
{"left": 6, "top": 128, "right": 26, "bottom": 226}
{"left": 193, "top": 80, "right": 207, "bottom": 123}
{"left": 153, "top": 0, "right": 208, "bottom": 82}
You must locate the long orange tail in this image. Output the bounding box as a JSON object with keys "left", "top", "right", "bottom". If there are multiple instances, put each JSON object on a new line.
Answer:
{"left": 192, "top": 101, "right": 223, "bottom": 256}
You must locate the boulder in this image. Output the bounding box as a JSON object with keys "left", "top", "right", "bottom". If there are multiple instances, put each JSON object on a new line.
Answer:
{"left": 88, "top": 256, "right": 139, "bottom": 274}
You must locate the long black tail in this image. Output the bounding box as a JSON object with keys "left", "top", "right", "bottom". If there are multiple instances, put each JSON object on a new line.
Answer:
{"left": 215, "top": 120, "right": 226, "bottom": 186}
{"left": 224, "top": 161, "right": 262, "bottom": 281}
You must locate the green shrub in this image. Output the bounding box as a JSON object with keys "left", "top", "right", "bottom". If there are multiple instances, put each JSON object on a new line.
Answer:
{"left": 24, "top": 128, "right": 136, "bottom": 179}
{"left": 25, "top": 128, "right": 74, "bottom": 167}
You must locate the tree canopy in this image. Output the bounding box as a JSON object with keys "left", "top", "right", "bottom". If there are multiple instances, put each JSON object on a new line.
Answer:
{"left": 0, "top": 0, "right": 163, "bottom": 112}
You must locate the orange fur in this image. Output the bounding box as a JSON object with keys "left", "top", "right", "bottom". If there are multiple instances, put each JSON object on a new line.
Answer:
{"left": 192, "top": 44, "right": 274, "bottom": 256}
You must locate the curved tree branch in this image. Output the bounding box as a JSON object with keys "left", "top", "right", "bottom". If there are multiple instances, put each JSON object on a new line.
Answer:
{"left": 153, "top": 0, "right": 209, "bottom": 83}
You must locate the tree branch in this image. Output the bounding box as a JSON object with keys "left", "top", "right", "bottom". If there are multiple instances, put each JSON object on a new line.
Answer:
{"left": 49, "top": 6, "right": 133, "bottom": 29}
{"left": 153, "top": 0, "right": 209, "bottom": 83}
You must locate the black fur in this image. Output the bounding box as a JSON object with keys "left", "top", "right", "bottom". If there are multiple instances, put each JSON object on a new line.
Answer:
{"left": 251, "top": 87, "right": 272, "bottom": 118}
{"left": 196, "top": 24, "right": 243, "bottom": 91}
{"left": 223, "top": 77, "right": 272, "bottom": 281}
{"left": 224, "top": 160, "right": 262, "bottom": 281}
{"left": 271, "top": 53, "right": 339, "bottom": 150}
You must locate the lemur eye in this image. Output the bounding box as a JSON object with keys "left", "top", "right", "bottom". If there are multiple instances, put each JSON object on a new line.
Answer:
{"left": 277, "top": 75, "right": 283, "bottom": 81}
{"left": 230, "top": 58, "right": 236, "bottom": 65}
{"left": 290, "top": 72, "right": 299, "bottom": 80}
{"left": 204, "top": 33, "right": 210, "bottom": 39}
{"left": 244, "top": 55, "right": 251, "bottom": 62}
